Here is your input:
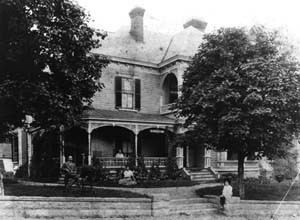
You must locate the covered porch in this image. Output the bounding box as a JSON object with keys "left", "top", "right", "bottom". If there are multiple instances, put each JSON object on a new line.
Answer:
{"left": 61, "top": 109, "right": 181, "bottom": 169}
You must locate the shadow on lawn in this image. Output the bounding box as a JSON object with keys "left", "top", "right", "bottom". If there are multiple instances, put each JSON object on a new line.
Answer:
{"left": 3, "top": 180, "right": 148, "bottom": 198}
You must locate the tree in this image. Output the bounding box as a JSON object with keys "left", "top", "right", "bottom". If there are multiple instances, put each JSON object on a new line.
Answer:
{"left": 176, "top": 26, "right": 300, "bottom": 198}
{"left": 0, "top": 0, "right": 108, "bottom": 132}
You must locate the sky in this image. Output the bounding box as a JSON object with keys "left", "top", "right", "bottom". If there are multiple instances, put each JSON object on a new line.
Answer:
{"left": 76, "top": 0, "right": 300, "bottom": 42}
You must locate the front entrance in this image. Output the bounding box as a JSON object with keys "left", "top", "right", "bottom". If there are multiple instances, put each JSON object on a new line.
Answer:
{"left": 184, "top": 146, "right": 210, "bottom": 169}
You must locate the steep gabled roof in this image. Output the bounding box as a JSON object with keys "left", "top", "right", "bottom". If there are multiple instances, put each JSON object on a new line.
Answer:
{"left": 92, "top": 27, "right": 171, "bottom": 64}
{"left": 161, "top": 26, "right": 204, "bottom": 62}
{"left": 92, "top": 8, "right": 207, "bottom": 66}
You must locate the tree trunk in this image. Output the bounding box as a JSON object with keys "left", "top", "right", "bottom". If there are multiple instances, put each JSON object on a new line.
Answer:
{"left": 238, "top": 153, "right": 245, "bottom": 199}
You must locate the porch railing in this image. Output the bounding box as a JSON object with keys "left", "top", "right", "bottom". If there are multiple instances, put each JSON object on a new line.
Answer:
{"left": 217, "top": 160, "right": 259, "bottom": 168}
{"left": 97, "top": 157, "right": 129, "bottom": 168}
{"left": 143, "top": 157, "right": 167, "bottom": 167}
{"left": 96, "top": 157, "right": 168, "bottom": 168}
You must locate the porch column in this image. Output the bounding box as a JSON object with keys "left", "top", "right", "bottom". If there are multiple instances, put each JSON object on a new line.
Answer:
{"left": 134, "top": 126, "right": 138, "bottom": 166}
{"left": 87, "top": 131, "right": 92, "bottom": 165}
{"left": 17, "top": 129, "right": 23, "bottom": 166}
{"left": 176, "top": 146, "right": 184, "bottom": 168}
{"left": 186, "top": 146, "right": 190, "bottom": 167}
{"left": 59, "top": 125, "right": 65, "bottom": 167}
{"left": 134, "top": 133, "right": 138, "bottom": 166}
{"left": 204, "top": 148, "right": 211, "bottom": 168}
{"left": 27, "top": 132, "right": 32, "bottom": 178}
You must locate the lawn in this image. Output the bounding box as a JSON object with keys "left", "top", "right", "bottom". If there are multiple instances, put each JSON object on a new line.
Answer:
{"left": 196, "top": 181, "right": 300, "bottom": 201}
{"left": 99, "top": 179, "right": 198, "bottom": 188}
{"left": 3, "top": 180, "right": 148, "bottom": 198}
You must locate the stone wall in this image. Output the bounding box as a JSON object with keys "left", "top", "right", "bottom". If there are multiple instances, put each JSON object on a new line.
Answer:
{"left": 0, "top": 196, "right": 152, "bottom": 219}
{"left": 204, "top": 195, "right": 300, "bottom": 219}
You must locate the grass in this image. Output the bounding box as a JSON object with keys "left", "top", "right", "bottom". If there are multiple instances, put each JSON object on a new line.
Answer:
{"left": 196, "top": 181, "right": 300, "bottom": 201}
{"left": 3, "top": 180, "right": 148, "bottom": 198}
{"left": 98, "top": 179, "right": 198, "bottom": 188}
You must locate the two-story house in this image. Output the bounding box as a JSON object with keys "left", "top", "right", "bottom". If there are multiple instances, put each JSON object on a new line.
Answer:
{"left": 59, "top": 7, "right": 260, "bottom": 179}
{"left": 5, "top": 7, "right": 260, "bottom": 180}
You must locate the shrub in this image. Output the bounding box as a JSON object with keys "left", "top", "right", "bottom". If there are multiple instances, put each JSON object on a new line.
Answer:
{"left": 165, "top": 157, "right": 180, "bottom": 180}
{"left": 217, "top": 173, "right": 238, "bottom": 183}
{"left": 134, "top": 156, "right": 148, "bottom": 181}
{"left": 273, "top": 157, "right": 297, "bottom": 180}
{"left": 126, "top": 157, "right": 136, "bottom": 170}
{"left": 148, "top": 163, "right": 161, "bottom": 180}
{"left": 15, "top": 163, "right": 28, "bottom": 179}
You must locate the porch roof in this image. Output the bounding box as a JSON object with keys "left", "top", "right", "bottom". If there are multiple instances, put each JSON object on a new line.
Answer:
{"left": 82, "top": 109, "right": 178, "bottom": 125}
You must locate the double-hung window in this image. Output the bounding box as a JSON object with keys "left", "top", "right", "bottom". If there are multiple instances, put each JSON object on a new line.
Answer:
{"left": 115, "top": 76, "right": 141, "bottom": 110}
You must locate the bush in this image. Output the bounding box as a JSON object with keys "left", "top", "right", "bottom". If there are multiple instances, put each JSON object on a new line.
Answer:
{"left": 165, "top": 158, "right": 181, "bottom": 180}
{"left": 148, "top": 163, "right": 161, "bottom": 180}
{"left": 217, "top": 173, "right": 238, "bottom": 183}
{"left": 135, "top": 157, "right": 148, "bottom": 181}
{"left": 244, "top": 176, "right": 271, "bottom": 185}
{"left": 272, "top": 151, "right": 298, "bottom": 180}
{"left": 126, "top": 157, "right": 136, "bottom": 170}
{"left": 15, "top": 163, "right": 28, "bottom": 179}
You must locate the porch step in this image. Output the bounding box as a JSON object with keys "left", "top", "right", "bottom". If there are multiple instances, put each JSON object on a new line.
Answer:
{"left": 58, "top": 175, "right": 64, "bottom": 184}
{"left": 186, "top": 168, "right": 217, "bottom": 183}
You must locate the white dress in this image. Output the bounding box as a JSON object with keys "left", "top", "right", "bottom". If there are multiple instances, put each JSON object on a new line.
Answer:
{"left": 222, "top": 185, "right": 233, "bottom": 203}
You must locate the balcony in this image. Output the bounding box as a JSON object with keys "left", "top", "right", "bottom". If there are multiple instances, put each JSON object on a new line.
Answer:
{"left": 160, "top": 103, "right": 175, "bottom": 115}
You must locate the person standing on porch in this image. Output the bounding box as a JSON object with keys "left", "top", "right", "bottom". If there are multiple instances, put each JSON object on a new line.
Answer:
{"left": 115, "top": 149, "right": 125, "bottom": 158}
{"left": 220, "top": 179, "right": 233, "bottom": 210}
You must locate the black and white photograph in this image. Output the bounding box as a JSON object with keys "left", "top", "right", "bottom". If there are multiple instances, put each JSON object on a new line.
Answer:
{"left": 0, "top": 0, "right": 300, "bottom": 219}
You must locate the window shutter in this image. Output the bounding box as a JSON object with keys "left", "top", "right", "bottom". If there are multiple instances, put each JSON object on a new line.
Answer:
{"left": 115, "top": 76, "right": 122, "bottom": 108}
{"left": 135, "top": 79, "right": 141, "bottom": 110}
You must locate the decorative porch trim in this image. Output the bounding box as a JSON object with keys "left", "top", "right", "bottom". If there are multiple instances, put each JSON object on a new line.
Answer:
{"left": 81, "top": 119, "right": 177, "bottom": 134}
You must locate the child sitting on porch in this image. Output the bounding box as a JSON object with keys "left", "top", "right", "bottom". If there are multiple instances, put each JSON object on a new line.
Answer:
{"left": 220, "top": 178, "right": 233, "bottom": 210}
{"left": 118, "top": 166, "right": 137, "bottom": 186}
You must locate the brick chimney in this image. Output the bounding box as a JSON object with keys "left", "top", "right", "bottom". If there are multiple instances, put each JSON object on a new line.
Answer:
{"left": 183, "top": 18, "right": 207, "bottom": 32}
{"left": 129, "top": 7, "right": 145, "bottom": 42}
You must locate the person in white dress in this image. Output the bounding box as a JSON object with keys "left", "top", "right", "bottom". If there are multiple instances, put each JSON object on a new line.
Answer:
{"left": 118, "top": 166, "right": 137, "bottom": 185}
{"left": 220, "top": 179, "right": 233, "bottom": 210}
